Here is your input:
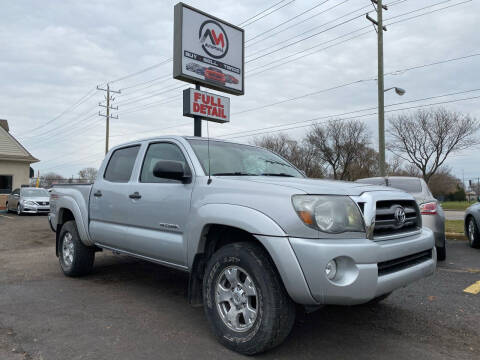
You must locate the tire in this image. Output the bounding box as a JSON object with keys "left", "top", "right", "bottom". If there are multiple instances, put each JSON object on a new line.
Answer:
{"left": 203, "top": 242, "right": 295, "bottom": 355}
{"left": 6, "top": 203, "right": 11, "bottom": 213}
{"left": 436, "top": 245, "right": 446, "bottom": 261}
{"left": 58, "top": 220, "right": 95, "bottom": 277}
{"left": 467, "top": 217, "right": 480, "bottom": 249}
{"left": 16, "top": 204, "right": 22, "bottom": 216}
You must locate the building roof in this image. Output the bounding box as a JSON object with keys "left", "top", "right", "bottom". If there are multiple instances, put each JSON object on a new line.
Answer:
{"left": 0, "top": 120, "right": 39, "bottom": 163}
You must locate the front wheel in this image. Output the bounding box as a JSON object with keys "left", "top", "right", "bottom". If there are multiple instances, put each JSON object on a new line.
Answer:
{"left": 467, "top": 217, "right": 480, "bottom": 248}
{"left": 58, "top": 220, "right": 95, "bottom": 276}
{"left": 16, "top": 204, "right": 22, "bottom": 216}
{"left": 203, "top": 242, "right": 295, "bottom": 355}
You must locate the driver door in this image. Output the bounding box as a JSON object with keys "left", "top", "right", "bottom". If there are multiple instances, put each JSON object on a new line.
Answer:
{"left": 126, "top": 141, "right": 194, "bottom": 268}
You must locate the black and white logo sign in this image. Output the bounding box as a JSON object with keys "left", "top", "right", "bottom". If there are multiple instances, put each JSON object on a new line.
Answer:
{"left": 199, "top": 20, "right": 229, "bottom": 59}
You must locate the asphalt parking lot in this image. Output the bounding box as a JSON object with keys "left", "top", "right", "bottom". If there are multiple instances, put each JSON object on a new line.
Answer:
{"left": 0, "top": 212, "right": 479, "bottom": 360}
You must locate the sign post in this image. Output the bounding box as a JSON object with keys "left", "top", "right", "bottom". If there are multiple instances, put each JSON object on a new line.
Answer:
{"left": 173, "top": 2, "right": 244, "bottom": 136}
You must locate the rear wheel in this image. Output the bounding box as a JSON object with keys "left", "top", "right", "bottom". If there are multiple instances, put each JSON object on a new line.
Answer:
{"left": 58, "top": 220, "right": 95, "bottom": 276}
{"left": 203, "top": 242, "right": 295, "bottom": 355}
{"left": 467, "top": 217, "right": 480, "bottom": 248}
{"left": 6, "top": 202, "right": 11, "bottom": 213}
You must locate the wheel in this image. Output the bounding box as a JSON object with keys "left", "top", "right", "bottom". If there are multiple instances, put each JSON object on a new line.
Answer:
{"left": 6, "top": 202, "right": 11, "bottom": 213}
{"left": 16, "top": 204, "right": 22, "bottom": 216}
{"left": 203, "top": 242, "right": 295, "bottom": 355}
{"left": 58, "top": 220, "right": 95, "bottom": 277}
{"left": 467, "top": 217, "right": 480, "bottom": 249}
{"left": 436, "top": 245, "right": 446, "bottom": 261}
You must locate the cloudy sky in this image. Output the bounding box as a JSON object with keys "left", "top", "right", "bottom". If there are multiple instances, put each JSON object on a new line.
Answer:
{"left": 1, "top": 0, "right": 479, "bottom": 183}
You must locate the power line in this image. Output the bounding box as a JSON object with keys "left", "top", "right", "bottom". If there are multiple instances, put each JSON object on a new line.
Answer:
{"left": 237, "top": 0, "right": 290, "bottom": 26}
{"left": 219, "top": 88, "right": 480, "bottom": 139}
{"left": 241, "top": 0, "right": 296, "bottom": 27}
{"left": 245, "top": 0, "right": 334, "bottom": 43}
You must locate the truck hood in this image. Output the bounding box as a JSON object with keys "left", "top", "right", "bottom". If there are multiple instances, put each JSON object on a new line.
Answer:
{"left": 223, "top": 176, "right": 395, "bottom": 196}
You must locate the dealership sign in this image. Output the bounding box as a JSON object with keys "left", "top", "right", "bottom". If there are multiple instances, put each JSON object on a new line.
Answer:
{"left": 173, "top": 2, "right": 244, "bottom": 95}
{"left": 183, "top": 88, "right": 229, "bottom": 123}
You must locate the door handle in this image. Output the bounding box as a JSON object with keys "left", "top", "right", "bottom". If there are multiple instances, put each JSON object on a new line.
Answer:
{"left": 129, "top": 192, "right": 142, "bottom": 199}
{"left": 93, "top": 190, "right": 102, "bottom": 197}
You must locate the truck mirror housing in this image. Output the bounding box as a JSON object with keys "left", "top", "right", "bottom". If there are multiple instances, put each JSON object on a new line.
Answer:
{"left": 153, "top": 160, "right": 191, "bottom": 183}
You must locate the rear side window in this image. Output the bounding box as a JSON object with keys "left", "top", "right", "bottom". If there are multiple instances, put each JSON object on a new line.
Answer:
{"left": 140, "top": 142, "right": 189, "bottom": 183}
{"left": 104, "top": 145, "right": 140, "bottom": 183}
{"left": 388, "top": 178, "right": 422, "bottom": 193}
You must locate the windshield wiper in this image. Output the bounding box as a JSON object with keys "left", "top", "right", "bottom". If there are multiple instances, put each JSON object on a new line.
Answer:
{"left": 261, "top": 173, "right": 296, "bottom": 177}
{"left": 212, "top": 172, "right": 258, "bottom": 176}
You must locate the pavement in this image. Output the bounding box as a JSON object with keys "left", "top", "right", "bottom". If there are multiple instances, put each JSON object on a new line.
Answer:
{"left": 444, "top": 210, "right": 465, "bottom": 221}
{"left": 0, "top": 212, "right": 479, "bottom": 360}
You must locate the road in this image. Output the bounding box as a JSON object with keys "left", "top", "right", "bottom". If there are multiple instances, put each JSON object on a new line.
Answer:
{"left": 445, "top": 210, "right": 465, "bottom": 221}
{"left": 0, "top": 212, "right": 479, "bottom": 360}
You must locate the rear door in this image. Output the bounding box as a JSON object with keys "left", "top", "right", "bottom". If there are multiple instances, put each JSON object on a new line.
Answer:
{"left": 89, "top": 145, "right": 140, "bottom": 249}
{"left": 126, "top": 141, "right": 194, "bottom": 267}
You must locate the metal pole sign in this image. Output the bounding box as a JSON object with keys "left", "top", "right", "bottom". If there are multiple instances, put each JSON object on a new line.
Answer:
{"left": 183, "top": 88, "right": 230, "bottom": 123}
{"left": 173, "top": 2, "right": 245, "bottom": 96}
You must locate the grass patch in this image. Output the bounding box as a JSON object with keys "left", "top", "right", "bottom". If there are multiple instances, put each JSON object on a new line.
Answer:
{"left": 445, "top": 220, "right": 464, "bottom": 234}
{"left": 441, "top": 201, "right": 474, "bottom": 211}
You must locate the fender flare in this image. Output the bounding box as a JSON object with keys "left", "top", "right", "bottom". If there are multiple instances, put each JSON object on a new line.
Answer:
{"left": 186, "top": 203, "right": 287, "bottom": 267}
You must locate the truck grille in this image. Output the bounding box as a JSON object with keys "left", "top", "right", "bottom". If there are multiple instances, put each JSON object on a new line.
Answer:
{"left": 374, "top": 200, "right": 420, "bottom": 238}
{"left": 378, "top": 249, "right": 432, "bottom": 276}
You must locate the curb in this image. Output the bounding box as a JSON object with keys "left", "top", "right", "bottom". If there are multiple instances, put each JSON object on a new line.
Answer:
{"left": 446, "top": 232, "right": 467, "bottom": 241}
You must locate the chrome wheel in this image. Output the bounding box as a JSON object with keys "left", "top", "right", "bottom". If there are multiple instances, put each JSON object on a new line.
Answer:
{"left": 62, "top": 232, "right": 75, "bottom": 267}
{"left": 468, "top": 219, "right": 476, "bottom": 245}
{"left": 17, "top": 205, "right": 21, "bottom": 215}
{"left": 215, "top": 266, "right": 258, "bottom": 332}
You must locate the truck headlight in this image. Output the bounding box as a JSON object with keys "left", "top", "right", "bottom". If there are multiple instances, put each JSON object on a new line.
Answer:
{"left": 292, "top": 195, "right": 365, "bottom": 233}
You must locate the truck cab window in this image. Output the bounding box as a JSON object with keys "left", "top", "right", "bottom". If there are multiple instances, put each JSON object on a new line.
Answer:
{"left": 104, "top": 145, "right": 140, "bottom": 183}
{"left": 140, "top": 142, "right": 189, "bottom": 183}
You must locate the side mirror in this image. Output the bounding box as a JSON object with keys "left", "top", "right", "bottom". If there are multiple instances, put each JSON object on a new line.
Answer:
{"left": 13, "top": 194, "right": 19, "bottom": 198}
{"left": 153, "top": 160, "right": 191, "bottom": 183}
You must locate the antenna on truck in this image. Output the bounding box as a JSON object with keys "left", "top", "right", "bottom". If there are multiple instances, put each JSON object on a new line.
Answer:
{"left": 207, "top": 120, "right": 212, "bottom": 185}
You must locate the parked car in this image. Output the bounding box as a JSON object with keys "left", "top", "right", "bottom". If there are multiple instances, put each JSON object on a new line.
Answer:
{"left": 356, "top": 176, "right": 446, "bottom": 260}
{"left": 204, "top": 67, "right": 226, "bottom": 85}
{"left": 464, "top": 197, "right": 480, "bottom": 248}
{"left": 6, "top": 187, "right": 50, "bottom": 215}
{"left": 186, "top": 62, "right": 205, "bottom": 75}
{"left": 49, "top": 137, "right": 436, "bottom": 355}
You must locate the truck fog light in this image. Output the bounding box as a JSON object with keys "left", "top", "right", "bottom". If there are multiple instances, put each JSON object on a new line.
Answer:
{"left": 325, "top": 260, "right": 337, "bottom": 280}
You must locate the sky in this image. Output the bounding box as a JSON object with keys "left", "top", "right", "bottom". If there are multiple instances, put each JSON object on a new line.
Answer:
{"left": 1, "top": 0, "right": 479, "bottom": 183}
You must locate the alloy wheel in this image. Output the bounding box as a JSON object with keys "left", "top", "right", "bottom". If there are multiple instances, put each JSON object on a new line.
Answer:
{"left": 215, "top": 266, "right": 258, "bottom": 332}
{"left": 62, "top": 232, "right": 75, "bottom": 267}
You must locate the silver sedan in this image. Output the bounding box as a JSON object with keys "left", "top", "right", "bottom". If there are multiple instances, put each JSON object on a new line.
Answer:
{"left": 356, "top": 176, "right": 446, "bottom": 260}
{"left": 6, "top": 187, "right": 50, "bottom": 215}
{"left": 464, "top": 198, "right": 480, "bottom": 248}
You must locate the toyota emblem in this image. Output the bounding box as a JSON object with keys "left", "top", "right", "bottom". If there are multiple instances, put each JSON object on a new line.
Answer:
{"left": 394, "top": 207, "right": 406, "bottom": 226}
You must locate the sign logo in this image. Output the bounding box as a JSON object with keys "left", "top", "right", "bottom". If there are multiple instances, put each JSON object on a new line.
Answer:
{"left": 394, "top": 206, "right": 406, "bottom": 227}
{"left": 199, "top": 20, "right": 229, "bottom": 59}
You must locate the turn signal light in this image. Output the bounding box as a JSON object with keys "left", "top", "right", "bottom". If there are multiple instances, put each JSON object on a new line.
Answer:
{"left": 420, "top": 202, "right": 437, "bottom": 215}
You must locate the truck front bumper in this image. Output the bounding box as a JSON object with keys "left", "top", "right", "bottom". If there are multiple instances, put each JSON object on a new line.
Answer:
{"left": 258, "top": 228, "right": 436, "bottom": 305}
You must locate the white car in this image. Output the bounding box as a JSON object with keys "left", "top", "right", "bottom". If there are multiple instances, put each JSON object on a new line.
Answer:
{"left": 6, "top": 187, "right": 50, "bottom": 215}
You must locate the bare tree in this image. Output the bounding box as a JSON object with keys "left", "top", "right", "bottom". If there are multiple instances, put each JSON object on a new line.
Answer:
{"left": 387, "top": 108, "right": 479, "bottom": 183}
{"left": 39, "top": 172, "right": 65, "bottom": 188}
{"left": 253, "top": 134, "right": 324, "bottom": 178}
{"left": 78, "top": 167, "right": 98, "bottom": 181}
{"left": 306, "top": 119, "right": 370, "bottom": 180}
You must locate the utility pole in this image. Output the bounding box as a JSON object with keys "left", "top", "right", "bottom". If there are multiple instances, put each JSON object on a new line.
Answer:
{"left": 367, "top": 0, "right": 388, "bottom": 176}
{"left": 97, "top": 84, "right": 121, "bottom": 154}
{"left": 194, "top": 83, "right": 202, "bottom": 137}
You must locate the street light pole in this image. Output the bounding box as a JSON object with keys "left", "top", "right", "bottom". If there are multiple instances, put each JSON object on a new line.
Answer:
{"left": 376, "top": 0, "right": 386, "bottom": 177}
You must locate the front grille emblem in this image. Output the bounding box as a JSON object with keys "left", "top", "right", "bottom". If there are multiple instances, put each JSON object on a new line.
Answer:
{"left": 394, "top": 207, "right": 406, "bottom": 226}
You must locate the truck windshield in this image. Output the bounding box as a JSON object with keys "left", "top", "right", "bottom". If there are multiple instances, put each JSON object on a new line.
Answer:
{"left": 188, "top": 139, "right": 304, "bottom": 178}
{"left": 21, "top": 189, "right": 49, "bottom": 197}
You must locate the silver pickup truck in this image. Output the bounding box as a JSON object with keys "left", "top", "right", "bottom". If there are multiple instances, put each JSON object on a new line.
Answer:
{"left": 49, "top": 136, "right": 436, "bottom": 355}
